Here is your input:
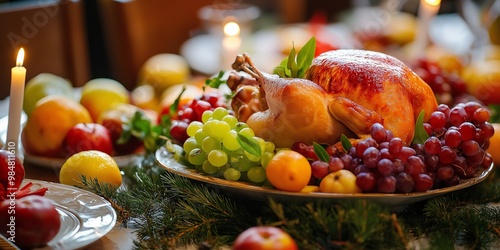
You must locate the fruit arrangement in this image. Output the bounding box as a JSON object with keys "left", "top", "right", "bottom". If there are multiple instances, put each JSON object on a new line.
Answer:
{"left": 20, "top": 53, "right": 204, "bottom": 159}
{"left": 160, "top": 37, "right": 496, "bottom": 196}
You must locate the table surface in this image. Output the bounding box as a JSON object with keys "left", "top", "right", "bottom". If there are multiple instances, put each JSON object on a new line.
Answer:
{"left": 0, "top": 97, "right": 136, "bottom": 250}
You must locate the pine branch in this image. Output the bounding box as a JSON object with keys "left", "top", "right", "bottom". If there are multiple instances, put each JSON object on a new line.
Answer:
{"left": 162, "top": 172, "right": 259, "bottom": 248}
{"left": 263, "top": 199, "right": 408, "bottom": 250}
{"left": 81, "top": 151, "right": 500, "bottom": 249}
{"left": 401, "top": 191, "right": 500, "bottom": 249}
{"left": 80, "top": 175, "right": 131, "bottom": 221}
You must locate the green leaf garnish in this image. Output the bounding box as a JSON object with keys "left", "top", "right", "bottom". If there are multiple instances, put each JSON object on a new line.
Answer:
{"left": 170, "top": 85, "right": 187, "bottom": 116}
{"left": 237, "top": 133, "right": 261, "bottom": 157}
{"left": 205, "top": 71, "right": 226, "bottom": 88}
{"left": 117, "top": 109, "right": 172, "bottom": 154}
{"left": 296, "top": 37, "right": 316, "bottom": 77}
{"left": 340, "top": 134, "right": 352, "bottom": 152}
{"left": 412, "top": 110, "right": 430, "bottom": 145}
{"left": 273, "top": 37, "right": 316, "bottom": 78}
{"left": 313, "top": 142, "right": 330, "bottom": 162}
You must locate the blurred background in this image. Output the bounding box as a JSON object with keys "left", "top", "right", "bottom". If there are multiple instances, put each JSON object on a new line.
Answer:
{"left": 0, "top": 0, "right": 498, "bottom": 101}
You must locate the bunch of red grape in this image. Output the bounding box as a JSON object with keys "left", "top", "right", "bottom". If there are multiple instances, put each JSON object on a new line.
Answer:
{"left": 292, "top": 101, "right": 494, "bottom": 194}
{"left": 420, "top": 101, "right": 494, "bottom": 188}
{"left": 294, "top": 125, "right": 434, "bottom": 193}
{"left": 412, "top": 59, "right": 475, "bottom": 106}
{"left": 168, "top": 92, "right": 228, "bottom": 144}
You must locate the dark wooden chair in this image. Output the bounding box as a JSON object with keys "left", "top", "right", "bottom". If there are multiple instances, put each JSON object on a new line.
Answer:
{"left": 0, "top": 0, "right": 90, "bottom": 100}
{"left": 98, "top": 0, "right": 213, "bottom": 90}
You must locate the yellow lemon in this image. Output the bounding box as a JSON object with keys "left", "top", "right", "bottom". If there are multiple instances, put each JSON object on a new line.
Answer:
{"left": 384, "top": 12, "right": 416, "bottom": 45}
{"left": 80, "top": 78, "right": 130, "bottom": 121}
{"left": 60, "top": 150, "right": 122, "bottom": 189}
{"left": 22, "top": 95, "right": 92, "bottom": 157}
{"left": 138, "top": 53, "right": 190, "bottom": 95}
{"left": 23, "top": 73, "right": 74, "bottom": 117}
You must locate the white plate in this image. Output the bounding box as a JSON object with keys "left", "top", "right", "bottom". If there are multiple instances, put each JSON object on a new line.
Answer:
{"left": 156, "top": 147, "right": 494, "bottom": 207}
{"left": 20, "top": 179, "right": 117, "bottom": 250}
{"left": 0, "top": 115, "right": 141, "bottom": 169}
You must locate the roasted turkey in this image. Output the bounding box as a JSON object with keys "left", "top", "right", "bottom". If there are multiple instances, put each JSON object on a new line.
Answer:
{"left": 228, "top": 49, "right": 438, "bottom": 148}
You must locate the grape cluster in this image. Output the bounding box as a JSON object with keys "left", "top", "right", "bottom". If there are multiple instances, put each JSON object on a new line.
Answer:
{"left": 169, "top": 92, "right": 228, "bottom": 144}
{"left": 293, "top": 124, "right": 434, "bottom": 193}
{"left": 293, "top": 101, "right": 494, "bottom": 193}
{"left": 420, "top": 101, "right": 494, "bottom": 188}
{"left": 182, "top": 107, "right": 275, "bottom": 184}
{"left": 412, "top": 59, "right": 475, "bottom": 106}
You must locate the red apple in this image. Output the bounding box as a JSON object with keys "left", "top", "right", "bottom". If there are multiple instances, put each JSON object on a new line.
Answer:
{"left": 63, "top": 123, "right": 114, "bottom": 157}
{"left": 100, "top": 116, "right": 143, "bottom": 155}
{"left": 98, "top": 104, "right": 144, "bottom": 155}
{"left": 0, "top": 150, "right": 25, "bottom": 197}
{"left": 233, "top": 226, "right": 298, "bottom": 250}
{"left": 0, "top": 195, "right": 61, "bottom": 249}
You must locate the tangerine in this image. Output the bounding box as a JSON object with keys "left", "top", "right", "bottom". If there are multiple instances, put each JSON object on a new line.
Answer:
{"left": 22, "top": 95, "right": 92, "bottom": 157}
{"left": 265, "top": 150, "right": 311, "bottom": 192}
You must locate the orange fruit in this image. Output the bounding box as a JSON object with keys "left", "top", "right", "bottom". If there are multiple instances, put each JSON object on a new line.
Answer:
{"left": 488, "top": 123, "right": 500, "bottom": 166}
{"left": 59, "top": 150, "right": 122, "bottom": 189}
{"left": 22, "top": 95, "right": 92, "bottom": 157}
{"left": 265, "top": 150, "right": 311, "bottom": 192}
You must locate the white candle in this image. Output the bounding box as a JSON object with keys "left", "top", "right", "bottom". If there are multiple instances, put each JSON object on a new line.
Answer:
{"left": 6, "top": 48, "right": 26, "bottom": 153}
{"left": 412, "top": 0, "right": 441, "bottom": 59}
{"left": 221, "top": 21, "right": 241, "bottom": 69}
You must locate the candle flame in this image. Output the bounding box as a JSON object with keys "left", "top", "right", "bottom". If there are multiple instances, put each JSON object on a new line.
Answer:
{"left": 424, "top": 0, "right": 441, "bottom": 6}
{"left": 223, "top": 21, "right": 240, "bottom": 37}
{"left": 16, "top": 48, "right": 25, "bottom": 67}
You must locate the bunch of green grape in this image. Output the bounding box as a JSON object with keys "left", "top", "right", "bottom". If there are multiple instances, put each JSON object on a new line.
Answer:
{"left": 182, "top": 107, "right": 275, "bottom": 184}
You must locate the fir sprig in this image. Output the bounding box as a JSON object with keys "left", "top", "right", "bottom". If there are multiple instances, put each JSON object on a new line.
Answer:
{"left": 263, "top": 199, "right": 407, "bottom": 249}
{"left": 80, "top": 175, "right": 131, "bottom": 221}
{"left": 400, "top": 170, "right": 500, "bottom": 250}
{"left": 162, "top": 173, "right": 259, "bottom": 248}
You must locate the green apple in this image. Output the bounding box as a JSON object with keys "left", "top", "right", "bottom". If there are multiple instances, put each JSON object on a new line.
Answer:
{"left": 23, "top": 73, "right": 74, "bottom": 117}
